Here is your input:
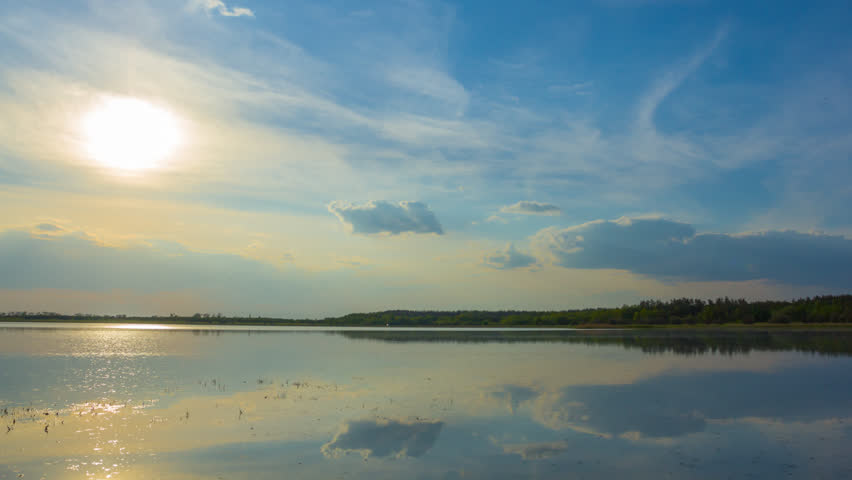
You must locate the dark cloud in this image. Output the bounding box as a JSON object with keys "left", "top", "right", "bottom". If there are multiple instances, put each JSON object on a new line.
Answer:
{"left": 483, "top": 244, "right": 537, "bottom": 270}
{"left": 328, "top": 201, "right": 443, "bottom": 235}
{"left": 500, "top": 201, "right": 561, "bottom": 216}
{"left": 322, "top": 418, "right": 443, "bottom": 458}
{"left": 533, "top": 217, "right": 852, "bottom": 287}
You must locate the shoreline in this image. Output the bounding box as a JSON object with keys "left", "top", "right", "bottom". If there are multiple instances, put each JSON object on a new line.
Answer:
{"left": 2, "top": 318, "right": 852, "bottom": 329}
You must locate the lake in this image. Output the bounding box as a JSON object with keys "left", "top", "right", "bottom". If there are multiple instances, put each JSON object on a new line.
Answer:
{"left": 2, "top": 324, "right": 852, "bottom": 479}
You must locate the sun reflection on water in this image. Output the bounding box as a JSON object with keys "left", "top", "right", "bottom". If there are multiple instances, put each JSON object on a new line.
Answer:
{"left": 110, "top": 324, "right": 175, "bottom": 330}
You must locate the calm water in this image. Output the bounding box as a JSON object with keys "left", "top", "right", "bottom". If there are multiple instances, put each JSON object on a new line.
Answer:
{"left": 2, "top": 324, "right": 852, "bottom": 479}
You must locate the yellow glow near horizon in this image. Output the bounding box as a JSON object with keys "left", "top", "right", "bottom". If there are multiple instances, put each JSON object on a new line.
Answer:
{"left": 81, "top": 96, "right": 181, "bottom": 172}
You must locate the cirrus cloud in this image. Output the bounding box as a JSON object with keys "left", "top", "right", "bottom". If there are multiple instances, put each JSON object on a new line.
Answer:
{"left": 189, "top": 0, "right": 254, "bottom": 18}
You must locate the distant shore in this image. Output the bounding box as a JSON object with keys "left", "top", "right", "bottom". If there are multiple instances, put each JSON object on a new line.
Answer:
{"left": 3, "top": 319, "right": 852, "bottom": 329}
{"left": 2, "top": 295, "right": 851, "bottom": 328}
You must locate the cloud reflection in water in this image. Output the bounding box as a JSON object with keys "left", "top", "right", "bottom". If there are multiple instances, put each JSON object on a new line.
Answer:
{"left": 323, "top": 418, "right": 444, "bottom": 459}
{"left": 2, "top": 327, "right": 852, "bottom": 479}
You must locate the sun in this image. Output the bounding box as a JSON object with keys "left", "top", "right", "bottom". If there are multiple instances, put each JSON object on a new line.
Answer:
{"left": 81, "top": 96, "right": 182, "bottom": 172}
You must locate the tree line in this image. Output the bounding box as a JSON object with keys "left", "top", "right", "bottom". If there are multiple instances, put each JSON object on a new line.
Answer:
{"left": 322, "top": 295, "right": 852, "bottom": 326}
{"left": 3, "top": 295, "right": 852, "bottom": 326}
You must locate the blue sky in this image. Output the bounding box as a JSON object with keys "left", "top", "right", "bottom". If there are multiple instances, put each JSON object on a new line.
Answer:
{"left": 1, "top": 0, "right": 851, "bottom": 316}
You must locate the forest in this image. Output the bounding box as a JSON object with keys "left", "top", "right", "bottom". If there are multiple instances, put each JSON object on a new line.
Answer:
{"left": 3, "top": 295, "right": 852, "bottom": 327}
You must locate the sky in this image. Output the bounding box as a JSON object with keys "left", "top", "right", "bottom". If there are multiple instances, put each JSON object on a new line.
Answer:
{"left": 1, "top": 0, "right": 851, "bottom": 317}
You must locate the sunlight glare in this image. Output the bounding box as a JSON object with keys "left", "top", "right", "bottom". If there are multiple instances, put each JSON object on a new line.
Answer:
{"left": 111, "top": 323, "right": 175, "bottom": 330}
{"left": 81, "top": 96, "right": 181, "bottom": 172}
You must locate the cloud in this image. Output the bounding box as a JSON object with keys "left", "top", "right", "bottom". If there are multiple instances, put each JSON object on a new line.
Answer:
{"left": 0, "top": 229, "right": 276, "bottom": 293}
{"left": 529, "top": 362, "right": 852, "bottom": 438}
{"left": 483, "top": 244, "right": 537, "bottom": 270}
{"left": 189, "top": 0, "right": 254, "bottom": 17}
{"left": 2, "top": 6, "right": 822, "bottom": 227}
{"left": 0, "top": 227, "right": 360, "bottom": 317}
{"left": 532, "top": 217, "right": 852, "bottom": 288}
{"left": 386, "top": 66, "right": 470, "bottom": 115}
{"left": 488, "top": 385, "right": 539, "bottom": 413}
{"left": 34, "top": 223, "right": 63, "bottom": 232}
{"left": 531, "top": 390, "right": 705, "bottom": 439}
{"left": 547, "top": 82, "right": 593, "bottom": 95}
{"left": 322, "top": 418, "right": 443, "bottom": 459}
{"left": 500, "top": 201, "right": 561, "bottom": 216}
{"left": 2, "top": 2, "right": 851, "bottom": 320}
{"left": 636, "top": 23, "right": 729, "bottom": 131}
{"left": 328, "top": 201, "right": 444, "bottom": 235}
{"left": 503, "top": 441, "right": 571, "bottom": 460}
{"left": 485, "top": 215, "right": 509, "bottom": 224}
{"left": 336, "top": 255, "right": 369, "bottom": 268}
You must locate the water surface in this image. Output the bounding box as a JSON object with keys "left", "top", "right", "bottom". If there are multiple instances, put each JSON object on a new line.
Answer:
{"left": 2, "top": 324, "right": 852, "bottom": 479}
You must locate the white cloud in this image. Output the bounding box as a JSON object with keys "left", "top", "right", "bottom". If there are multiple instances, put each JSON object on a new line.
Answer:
{"left": 636, "top": 23, "right": 728, "bottom": 131}
{"left": 3, "top": 2, "right": 851, "bottom": 307}
{"left": 189, "top": 0, "right": 254, "bottom": 17}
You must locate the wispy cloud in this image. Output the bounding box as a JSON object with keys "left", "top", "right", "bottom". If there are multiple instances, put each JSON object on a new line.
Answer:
{"left": 636, "top": 23, "right": 729, "bottom": 132}
{"left": 386, "top": 66, "right": 470, "bottom": 115}
{"left": 189, "top": 0, "right": 254, "bottom": 18}
{"left": 500, "top": 201, "right": 561, "bottom": 216}
{"left": 547, "top": 81, "right": 593, "bottom": 95}
{"left": 508, "top": 24, "right": 743, "bottom": 199}
{"left": 0, "top": 8, "right": 740, "bottom": 213}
